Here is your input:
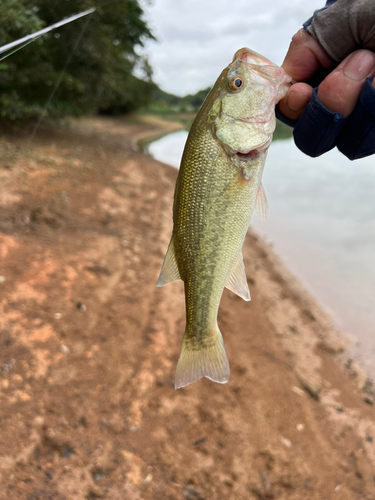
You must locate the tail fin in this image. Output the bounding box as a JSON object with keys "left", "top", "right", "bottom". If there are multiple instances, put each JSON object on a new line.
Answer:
{"left": 174, "top": 327, "right": 230, "bottom": 389}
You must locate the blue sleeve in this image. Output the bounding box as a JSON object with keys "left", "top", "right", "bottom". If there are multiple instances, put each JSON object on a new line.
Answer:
{"left": 287, "top": 79, "right": 375, "bottom": 161}
{"left": 291, "top": 87, "right": 348, "bottom": 157}
{"left": 336, "top": 78, "right": 375, "bottom": 160}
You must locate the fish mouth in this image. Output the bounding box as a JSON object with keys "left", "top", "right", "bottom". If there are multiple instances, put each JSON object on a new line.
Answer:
{"left": 233, "top": 47, "right": 292, "bottom": 91}
{"left": 236, "top": 150, "right": 261, "bottom": 162}
{"left": 234, "top": 140, "right": 270, "bottom": 162}
{"left": 233, "top": 47, "right": 275, "bottom": 67}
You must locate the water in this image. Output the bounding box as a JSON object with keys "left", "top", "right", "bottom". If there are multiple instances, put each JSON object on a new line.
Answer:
{"left": 145, "top": 130, "right": 188, "bottom": 169}
{"left": 148, "top": 130, "right": 375, "bottom": 376}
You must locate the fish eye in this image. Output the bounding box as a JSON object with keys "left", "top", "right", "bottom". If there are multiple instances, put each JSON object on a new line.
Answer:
{"left": 228, "top": 76, "right": 244, "bottom": 91}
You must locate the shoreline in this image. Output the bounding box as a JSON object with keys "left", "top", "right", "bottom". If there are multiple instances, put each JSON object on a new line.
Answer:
{"left": 145, "top": 122, "right": 374, "bottom": 378}
{"left": 0, "top": 115, "right": 374, "bottom": 499}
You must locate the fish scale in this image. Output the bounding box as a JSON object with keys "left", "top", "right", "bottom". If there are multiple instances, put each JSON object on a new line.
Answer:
{"left": 157, "top": 48, "right": 291, "bottom": 389}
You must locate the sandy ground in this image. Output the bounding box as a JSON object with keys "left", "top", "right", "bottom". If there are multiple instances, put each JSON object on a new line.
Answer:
{"left": 0, "top": 115, "right": 375, "bottom": 500}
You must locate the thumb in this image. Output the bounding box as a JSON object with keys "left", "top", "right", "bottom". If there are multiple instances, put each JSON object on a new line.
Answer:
{"left": 317, "top": 50, "right": 375, "bottom": 117}
{"left": 281, "top": 28, "right": 332, "bottom": 82}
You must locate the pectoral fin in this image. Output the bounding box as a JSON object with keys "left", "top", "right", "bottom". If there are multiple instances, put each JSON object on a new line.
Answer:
{"left": 225, "top": 252, "right": 250, "bottom": 301}
{"left": 255, "top": 183, "right": 268, "bottom": 221}
{"left": 156, "top": 236, "right": 181, "bottom": 287}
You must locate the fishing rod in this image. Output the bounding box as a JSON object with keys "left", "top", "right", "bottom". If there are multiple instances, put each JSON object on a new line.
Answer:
{"left": 0, "top": 7, "right": 96, "bottom": 59}
{"left": 0, "top": 7, "right": 95, "bottom": 139}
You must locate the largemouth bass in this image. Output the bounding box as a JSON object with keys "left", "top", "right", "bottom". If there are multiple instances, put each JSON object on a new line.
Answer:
{"left": 157, "top": 48, "right": 291, "bottom": 389}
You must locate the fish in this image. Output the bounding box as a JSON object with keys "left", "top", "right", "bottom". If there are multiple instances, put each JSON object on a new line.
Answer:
{"left": 156, "top": 48, "right": 291, "bottom": 389}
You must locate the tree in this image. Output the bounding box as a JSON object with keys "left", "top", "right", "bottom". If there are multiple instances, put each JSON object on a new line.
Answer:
{"left": 0, "top": 0, "right": 156, "bottom": 119}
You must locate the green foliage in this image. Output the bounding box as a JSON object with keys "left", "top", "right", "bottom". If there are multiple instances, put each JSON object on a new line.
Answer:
{"left": 182, "top": 87, "right": 210, "bottom": 110}
{"left": 144, "top": 86, "right": 211, "bottom": 115}
{"left": 274, "top": 120, "right": 293, "bottom": 140}
{"left": 151, "top": 87, "right": 183, "bottom": 109}
{"left": 0, "top": 0, "right": 155, "bottom": 119}
{"left": 0, "top": 0, "right": 43, "bottom": 47}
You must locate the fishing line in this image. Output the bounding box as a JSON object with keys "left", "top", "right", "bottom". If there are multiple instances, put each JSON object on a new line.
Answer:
{"left": 28, "top": 10, "right": 94, "bottom": 143}
{"left": 0, "top": 8, "right": 95, "bottom": 56}
{"left": 0, "top": 35, "right": 44, "bottom": 63}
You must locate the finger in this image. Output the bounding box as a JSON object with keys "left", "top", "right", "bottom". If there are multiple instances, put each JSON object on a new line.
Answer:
{"left": 281, "top": 28, "right": 332, "bottom": 82}
{"left": 317, "top": 50, "right": 375, "bottom": 117}
{"left": 278, "top": 82, "right": 313, "bottom": 121}
{"left": 278, "top": 29, "right": 332, "bottom": 121}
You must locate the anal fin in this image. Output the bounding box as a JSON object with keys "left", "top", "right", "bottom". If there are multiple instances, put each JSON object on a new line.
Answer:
{"left": 156, "top": 236, "right": 181, "bottom": 287}
{"left": 225, "top": 252, "right": 250, "bottom": 301}
{"left": 255, "top": 182, "right": 268, "bottom": 221}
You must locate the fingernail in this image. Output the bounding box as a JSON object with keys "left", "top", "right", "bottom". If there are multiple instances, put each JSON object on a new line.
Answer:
{"left": 288, "top": 91, "right": 310, "bottom": 112}
{"left": 343, "top": 51, "right": 375, "bottom": 81}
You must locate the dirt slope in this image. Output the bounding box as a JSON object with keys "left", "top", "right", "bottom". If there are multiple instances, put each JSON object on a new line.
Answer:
{"left": 0, "top": 115, "right": 374, "bottom": 500}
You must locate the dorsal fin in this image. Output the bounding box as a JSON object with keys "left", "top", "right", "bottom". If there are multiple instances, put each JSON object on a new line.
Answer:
{"left": 225, "top": 252, "right": 250, "bottom": 301}
{"left": 255, "top": 182, "right": 268, "bottom": 221}
{"left": 156, "top": 236, "right": 181, "bottom": 287}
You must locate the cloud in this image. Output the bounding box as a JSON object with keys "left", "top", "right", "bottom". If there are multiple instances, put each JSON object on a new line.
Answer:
{"left": 141, "top": 0, "right": 324, "bottom": 95}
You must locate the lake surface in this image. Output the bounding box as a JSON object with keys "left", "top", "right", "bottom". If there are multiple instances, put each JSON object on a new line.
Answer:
{"left": 148, "top": 130, "right": 375, "bottom": 377}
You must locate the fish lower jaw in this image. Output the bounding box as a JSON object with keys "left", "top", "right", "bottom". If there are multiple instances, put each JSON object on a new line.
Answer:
{"left": 222, "top": 142, "right": 269, "bottom": 163}
{"left": 236, "top": 149, "right": 261, "bottom": 162}
{"left": 235, "top": 144, "right": 268, "bottom": 162}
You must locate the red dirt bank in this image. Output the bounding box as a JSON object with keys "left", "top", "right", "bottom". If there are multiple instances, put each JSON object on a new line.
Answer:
{"left": 0, "top": 116, "right": 374, "bottom": 500}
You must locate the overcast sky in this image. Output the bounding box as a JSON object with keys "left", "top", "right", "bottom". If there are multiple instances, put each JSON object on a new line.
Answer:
{"left": 141, "top": 0, "right": 324, "bottom": 96}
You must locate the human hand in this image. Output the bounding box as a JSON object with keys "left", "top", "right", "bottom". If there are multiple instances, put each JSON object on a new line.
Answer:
{"left": 279, "top": 29, "right": 375, "bottom": 122}
{"left": 277, "top": 0, "right": 375, "bottom": 160}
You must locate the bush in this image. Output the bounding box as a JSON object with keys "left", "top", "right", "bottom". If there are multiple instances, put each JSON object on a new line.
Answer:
{"left": 0, "top": 0, "right": 155, "bottom": 119}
